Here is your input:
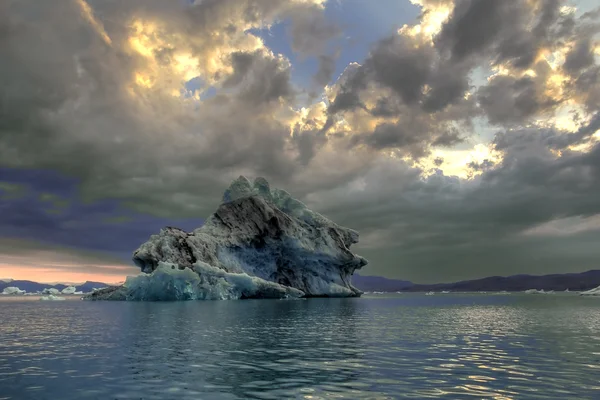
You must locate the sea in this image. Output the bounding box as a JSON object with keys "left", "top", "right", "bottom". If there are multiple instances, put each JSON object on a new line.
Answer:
{"left": 0, "top": 293, "right": 599, "bottom": 400}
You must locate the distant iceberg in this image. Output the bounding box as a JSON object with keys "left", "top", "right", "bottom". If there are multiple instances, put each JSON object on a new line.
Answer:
{"left": 40, "top": 295, "right": 66, "bottom": 301}
{"left": 425, "top": 291, "right": 435, "bottom": 296}
{"left": 42, "top": 288, "right": 60, "bottom": 295}
{"left": 61, "top": 286, "right": 77, "bottom": 295}
{"left": 524, "top": 289, "right": 555, "bottom": 294}
{"left": 86, "top": 176, "right": 367, "bottom": 301}
{"left": 580, "top": 286, "right": 600, "bottom": 296}
{"left": 2, "top": 286, "right": 25, "bottom": 295}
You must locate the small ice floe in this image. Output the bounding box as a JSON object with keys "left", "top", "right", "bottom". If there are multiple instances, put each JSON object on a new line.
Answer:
{"left": 2, "top": 287, "right": 25, "bottom": 295}
{"left": 40, "top": 295, "right": 66, "bottom": 301}
{"left": 425, "top": 291, "right": 435, "bottom": 296}
{"left": 441, "top": 290, "right": 450, "bottom": 294}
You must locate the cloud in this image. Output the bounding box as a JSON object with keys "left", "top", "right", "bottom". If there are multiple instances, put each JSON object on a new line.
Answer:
{"left": 1, "top": 0, "right": 600, "bottom": 283}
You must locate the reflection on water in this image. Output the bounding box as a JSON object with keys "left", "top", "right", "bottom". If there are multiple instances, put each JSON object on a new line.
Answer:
{"left": 0, "top": 294, "right": 599, "bottom": 399}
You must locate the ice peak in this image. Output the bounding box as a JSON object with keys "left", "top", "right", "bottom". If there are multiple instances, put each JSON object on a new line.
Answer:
{"left": 222, "top": 175, "right": 274, "bottom": 204}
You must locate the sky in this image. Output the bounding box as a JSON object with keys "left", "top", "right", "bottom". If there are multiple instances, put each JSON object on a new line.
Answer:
{"left": 1, "top": 0, "right": 600, "bottom": 284}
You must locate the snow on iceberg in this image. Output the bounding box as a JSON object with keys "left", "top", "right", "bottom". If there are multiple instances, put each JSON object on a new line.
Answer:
{"left": 2, "top": 287, "right": 25, "bottom": 295}
{"left": 61, "top": 286, "right": 77, "bottom": 295}
{"left": 580, "top": 286, "right": 600, "bottom": 296}
{"left": 86, "top": 176, "right": 368, "bottom": 301}
{"left": 40, "top": 295, "right": 66, "bottom": 301}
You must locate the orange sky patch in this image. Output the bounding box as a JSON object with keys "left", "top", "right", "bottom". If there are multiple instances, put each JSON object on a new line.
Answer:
{"left": 0, "top": 264, "right": 136, "bottom": 284}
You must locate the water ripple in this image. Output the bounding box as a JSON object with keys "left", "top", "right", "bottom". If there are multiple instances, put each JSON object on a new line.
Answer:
{"left": 0, "top": 294, "right": 599, "bottom": 399}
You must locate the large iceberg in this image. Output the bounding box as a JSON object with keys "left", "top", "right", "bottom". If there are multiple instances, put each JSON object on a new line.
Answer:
{"left": 2, "top": 287, "right": 25, "bottom": 295}
{"left": 86, "top": 176, "right": 368, "bottom": 301}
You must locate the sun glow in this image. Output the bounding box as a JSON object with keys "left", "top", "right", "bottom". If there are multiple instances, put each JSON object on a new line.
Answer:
{"left": 399, "top": 1, "right": 452, "bottom": 43}
{"left": 419, "top": 143, "right": 503, "bottom": 179}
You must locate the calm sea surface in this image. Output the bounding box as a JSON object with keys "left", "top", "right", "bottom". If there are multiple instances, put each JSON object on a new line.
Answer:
{"left": 0, "top": 293, "right": 599, "bottom": 399}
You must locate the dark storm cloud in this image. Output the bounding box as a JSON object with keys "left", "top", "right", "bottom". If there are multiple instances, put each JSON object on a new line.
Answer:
{"left": 0, "top": 0, "right": 343, "bottom": 220}
{"left": 435, "top": 0, "right": 520, "bottom": 62}
{"left": 368, "top": 35, "right": 435, "bottom": 106}
{"left": 323, "top": 0, "right": 598, "bottom": 155}
{"left": 224, "top": 50, "right": 295, "bottom": 104}
{"left": 435, "top": 0, "right": 565, "bottom": 70}
{"left": 564, "top": 38, "right": 596, "bottom": 74}
{"left": 477, "top": 73, "right": 559, "bottom": 126}
{"left": 0, "top": 168, "right": 203, "bottom": 260}
{"left": 2, "top": 0, "right": 600, "bottom": 284}
{"left": 309, "top": 116, "right": 600, "bottom": 281}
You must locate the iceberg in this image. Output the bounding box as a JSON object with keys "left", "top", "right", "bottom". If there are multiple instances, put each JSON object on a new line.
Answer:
{"left": 40, "top": 295, "right": 66, "bottom": 301}
{"left": 524, "top": 289, "right": 543, "bottom": 294}
{"left": 524, "top": 289, "right": 556, "bottom": 294}
{"left": 2, "top": 286, "right": 25, "bottom": 295}
{"left": 42, "top": 288, "right": 60, "bottom": 295}
{"left": 86, "top": 176, "right": 368, "bottom": 301}
{"left": 61, "top": 286, "right": 77, "bottom": 295}
{"left": 580, "top": 286, "right": 600, "bottom": 296}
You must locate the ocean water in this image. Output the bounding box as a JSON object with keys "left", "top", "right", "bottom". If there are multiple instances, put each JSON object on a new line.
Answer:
{"left": 0, "top": 293, "right": 599, "bottom": 399}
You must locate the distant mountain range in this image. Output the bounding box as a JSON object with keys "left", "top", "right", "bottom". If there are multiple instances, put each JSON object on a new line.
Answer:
{"left": 351, "top": 274, "right": 413, "bottom": 292}
{"left": 4, "top": 270, "right": 600, "bottom": 294}
{"left": 0, "top": 280, "right": 108, "bottom": 294}
{"left": 353, "top": 270, "right": 600, "bottom": 292}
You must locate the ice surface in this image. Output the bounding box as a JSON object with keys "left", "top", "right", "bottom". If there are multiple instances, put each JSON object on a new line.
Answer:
{"left": 61, "top": 286, "right": 77, "bottom": 295}
{"left": 2, "top": 287, "right": 25, "bottom": 295}
{"left": 39, "top": 295, "right": 66, "bottom": 301}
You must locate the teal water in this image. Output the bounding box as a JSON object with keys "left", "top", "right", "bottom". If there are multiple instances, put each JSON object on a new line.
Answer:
{"left": 0, "top": 293, "right": 599, "bottom": 399}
